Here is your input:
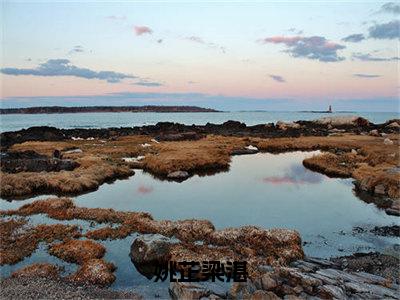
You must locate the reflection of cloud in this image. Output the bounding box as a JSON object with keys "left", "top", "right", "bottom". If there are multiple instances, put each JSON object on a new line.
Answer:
{"left": 134, "top": 26, "right": 153, "bottom": 36}
{"left": 137, "top": 185, "right": 153, "bottom": 194}
{"left": 262, "top": 164, "right": 323, "bottom": 185}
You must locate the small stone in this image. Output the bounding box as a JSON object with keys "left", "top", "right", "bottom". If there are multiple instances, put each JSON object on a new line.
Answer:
{"left": 167, "top": 170, "right": 190, "bottom": 179}
{"left": 251, "top": 290, "right": 280, "bottom": 300}
{"left": 169, "top": 282, "right": 208, "bottom": 300}
{"left": 261, "top": 274, "right": 277, "bottom": 290}
{"left": 386, "top": 121, "right": 400, "bottom": 128}
{"left": 318, "top": 284, "right": 346, "bottom": 299}
{"left": 383, "top": 138, "right": 394, "bottom": 145}
{"left": 369, "top": 129, "right": 380, "bottom": 137}
{"left": 374, "top": 184, "right": 386, "bottom": 196}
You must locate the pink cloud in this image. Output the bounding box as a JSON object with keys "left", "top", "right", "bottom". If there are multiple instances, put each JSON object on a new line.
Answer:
{"left": 260, "top": 36, "right": 302, "bottom": 45}
{"left": 134, "top": 26, "right": 153, "bottom": 36}
{"left": 137, "top": 185, "right": 154, "bottom": 194}
{"left": 258, "top": 35, "right": 345, "bottom": 62}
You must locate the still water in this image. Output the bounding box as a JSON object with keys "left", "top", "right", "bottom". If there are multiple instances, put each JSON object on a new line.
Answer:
{"left": 0, "top": 151, "right": 398, "bottom": 294}
{"left": 1, "top": 111, "right": 397, "bottom": 132}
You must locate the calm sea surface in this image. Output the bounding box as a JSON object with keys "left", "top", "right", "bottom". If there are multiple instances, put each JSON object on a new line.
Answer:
{"left": 1, "top": 111, "right": 398, "bottom": 132}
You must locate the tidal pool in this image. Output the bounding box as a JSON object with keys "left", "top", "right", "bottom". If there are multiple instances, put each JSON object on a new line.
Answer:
{"left": 1, "top": 151, "right": 398, "bottom": 295}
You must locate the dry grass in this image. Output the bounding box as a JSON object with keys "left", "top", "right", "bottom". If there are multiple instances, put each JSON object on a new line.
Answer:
{"left": 11, "top": 263, "right": 60, "bottom": 279}
{"left": 303, "top": 153, "right": 364, "bottom": 178}
{"left": 10, "top": 135, "right": 152, "bottom": 159}
{"left": 1, "top": 197, "right": 303, "bottom": 269}
{"left": 0, "top": 218, "right": 81, "bottom": 265}
{"left": 142, "top": 135, "right": 247, "bottom": 175}
{"left": 3, "top": 133, "right": 399, "bottom": 201}
{"left": 49, "top": 239, "right": 106, "bottom": 264}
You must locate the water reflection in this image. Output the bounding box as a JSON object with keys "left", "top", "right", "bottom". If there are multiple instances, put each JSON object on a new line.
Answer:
{"left": 262, "top": 164, "right": 324, "bottom": 185}
{"left": 137, "top": 185, "right": 154, "bottom": 195}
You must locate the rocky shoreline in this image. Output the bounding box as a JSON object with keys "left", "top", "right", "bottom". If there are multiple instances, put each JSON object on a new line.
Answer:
{"left": 0, "top": 116, "right": 399, "bottom": 299}
{"left": 1, "top": 117, "right": 399, "bottom": 149}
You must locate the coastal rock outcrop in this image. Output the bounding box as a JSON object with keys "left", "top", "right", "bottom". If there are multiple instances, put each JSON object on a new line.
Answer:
{"left": 0, "top": 151, "right": 79, "bottom": 173}
{"left": 313, "top": 116, "right": 370, "bottom": 127}
{"left": 168, "top": 254, "right": 400, "bottom": 299}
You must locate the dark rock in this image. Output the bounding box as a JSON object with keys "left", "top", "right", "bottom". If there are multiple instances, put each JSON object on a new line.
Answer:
{"left": 370, "top": 225, "right": 400, "bottom": 237}
{"left": 1, "top": 151, "right": 79, "bottom": 173}
{"left": 129, "top": 234, "right": 179, "bottom": 279}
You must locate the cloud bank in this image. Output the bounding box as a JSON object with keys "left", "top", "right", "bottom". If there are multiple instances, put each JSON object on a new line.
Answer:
{"left": 1, "top": 59, "right": 136, "bottom": 83}
{"left": 368, "top": 20, "right": 400, "bottom": 39}
{"left": 259, "top": 36, "right": 345, "bottom": 62}
{"left": 352, "top": 52, "right": 399, "bottom": 62}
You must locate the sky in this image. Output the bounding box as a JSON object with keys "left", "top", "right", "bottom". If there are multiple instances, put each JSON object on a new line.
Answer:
{"left": 1, "top": 0, "right": 399, "bottom": 111}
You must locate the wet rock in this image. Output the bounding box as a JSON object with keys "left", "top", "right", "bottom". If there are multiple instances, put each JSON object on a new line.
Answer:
{"left": 69, "top": 259, "right": 116, "bottom": 286}
{"left": 231, "top": 146, "right": 259, "bottom": 155}
{"left": 130, "top": 234, "right": 178, "bottom": 264}
{"left": 49, "top": 239, "right": 106, "bottom": 264}
{"left": 167, "top": 170, "right": 190, "bottom": 179}
{"left": 11, "top": 263, "right": 60, "bottom": 279}
{"left": 386, "top": 207, "right": 400, "bottom": 216}
{"left": 370, "top": 225, "right": 400, "bottom": 237}
{"left": 331, "top": 252, "right": 399, "bottom": 284}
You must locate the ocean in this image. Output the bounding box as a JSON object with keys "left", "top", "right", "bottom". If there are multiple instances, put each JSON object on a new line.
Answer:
{"left": 0, "top": 111, "right": 398, "bottom": 132}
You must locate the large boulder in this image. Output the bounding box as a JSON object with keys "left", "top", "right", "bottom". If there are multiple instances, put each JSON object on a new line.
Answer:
{"left": 130, "top": 234, "right": 179, "bottom": 279}
{"left": 313, "top": 116, "right": 370, "bottom": 127}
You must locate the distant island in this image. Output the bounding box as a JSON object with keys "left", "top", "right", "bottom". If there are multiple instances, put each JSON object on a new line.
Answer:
{"left": 0, "top": 105, "right": 220, "bottom": 114}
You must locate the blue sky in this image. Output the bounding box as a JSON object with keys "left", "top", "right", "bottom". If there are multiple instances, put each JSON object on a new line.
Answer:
{"left": 1, "top": 1, "right": 399, "bottom": 111}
